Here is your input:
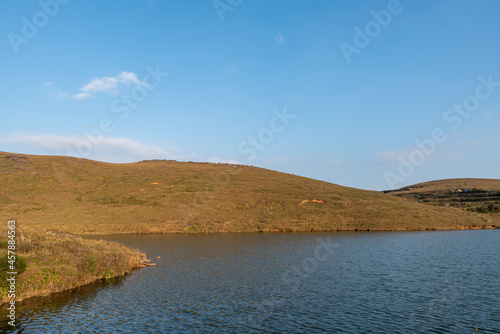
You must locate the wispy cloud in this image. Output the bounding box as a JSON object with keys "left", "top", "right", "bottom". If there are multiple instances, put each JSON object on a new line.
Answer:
{"left": 1, "top": 134, "right": 183, "bottom": 163}
{"left": 45, "top": 71, "right": 146, "bottom": 100}
{"left": 326, "top": 159, "right": 348, "bottom": 166}
{"left": 80, "top": 72, "right": 145, "bottom": 95}
{"left": 44, "top": 82, "right": 72, "bottom": 99}
{"left": 275, "top": 30, "right": 285, "bottom": 46}
{"left": 376, "top": 144, "right": 464, "bottom": 165}
{"left": 480, "top": 110, "right": 498, "bottom": 119}
{"left": 266, "top": 157, "right": 307, "bottom": 163}
{"left": 1, "top": 134, "right": 242, "bottom": 165}
{"left": 206, "top": 157, "right": 243, "bottom": 165}
{"left": 376, "top": 150, "right": 408, "bottom": 164}
{"left": 268, "top": 157, "right": 292, "bottom": 163}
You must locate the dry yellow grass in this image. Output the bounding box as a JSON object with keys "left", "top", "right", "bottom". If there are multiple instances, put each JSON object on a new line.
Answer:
{"left": 386, "top": 178, "right": 500, "bottom": 223}
{"left": 1, "top": 152, "right": 498, "bottom": 302}
{"left": 386, "top": 178, "right": 500, "bottom": 192}
{"left": 1, "top": 151, "right": 496, "bottom": 234}
{"left": 0, "top": 225, "right": 147, "bottom": 303}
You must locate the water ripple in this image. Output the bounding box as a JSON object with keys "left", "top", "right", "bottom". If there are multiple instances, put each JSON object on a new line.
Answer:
{"left": 0, "top": 230, "right": 499, "bottom": 333}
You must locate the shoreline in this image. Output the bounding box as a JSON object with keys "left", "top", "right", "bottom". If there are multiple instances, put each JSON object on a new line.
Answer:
{"left": 1, "top": 263, "right": 147, "bottom": 305}
{"left": 2, "top": 225, "right": 499, "bottom": 305}
{"left": 0, "top": 227, "right": 150, "bottom": 305}
{"left": 76, "top": 224, "right": 500, "bottom": 235}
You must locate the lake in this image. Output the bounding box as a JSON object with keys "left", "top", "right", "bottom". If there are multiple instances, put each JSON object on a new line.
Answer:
{"left": 1, "top": 230, "right": 499, "bottom": 333}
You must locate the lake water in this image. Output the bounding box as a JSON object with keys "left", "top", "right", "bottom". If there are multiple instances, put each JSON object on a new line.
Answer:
{"left": 1, "top": 230, "right": 499, "bottom": 333}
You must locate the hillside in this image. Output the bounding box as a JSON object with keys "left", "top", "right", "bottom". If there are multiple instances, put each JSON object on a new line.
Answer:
{"left": 1, "top": 152, "right": 496, "bottom": 234}
{"left": 384, "top": 178, "right": 500, "bottom": 223}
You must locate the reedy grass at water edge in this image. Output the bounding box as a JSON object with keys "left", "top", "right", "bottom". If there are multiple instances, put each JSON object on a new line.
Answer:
{"left": 0, "top": 225, "right": 147, "bottom": 304}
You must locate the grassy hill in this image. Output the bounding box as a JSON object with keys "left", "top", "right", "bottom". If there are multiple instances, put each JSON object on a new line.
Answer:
{"left": 1, "top": 152, "right": 497, "bottom": 302}
{"left": 384, "top": 178, "right": 500, "bottom": 223}
{"left": 1, "top": 152, "right": 496, "bottom": 234}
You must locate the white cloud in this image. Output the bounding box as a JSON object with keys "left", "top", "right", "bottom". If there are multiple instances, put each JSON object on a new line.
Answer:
{"left": 376, "top": 150, "right": 407, "bottom": 164}
{"left": 44, "top": 81, "right": 71, "bottom": 99}
{"left": 1, "top": 134, "right": 183, "bottom": 163}
{"left": 269, "top": 157, "right": 293, "bottom": 163}
{"left": 326, "top": 159, "right": 348, "bottom": 166}
{"left": 1, "top": 134, "right": 248, "bottom": 166}
{"left": 45, "top": 71, "right": 146, "bottom": 100}
{"left": 74, "top": 92, "right": 92, "bottom": 100}
{"left": 376, "top": 147, "right": 435, "bottom": 165}
{"left": 275, "top": 30, "right": 285, "bottom": 46}
{"left": 80, "top": 72, "right": 145, "bottom": 95}
{"left": 207, "top": 157, "right": 244, "bottom": 165}
{"left": 80, "top": 77, "right": 120, "bottom": 94}
{"left": 265, "top": 157, "right": 307, "bottom": 163}
{"left": 118, "top": 72, "right": 144, "bottom": 85}
{"left": 376, "top": 143, "right": 462, "bottom": 166}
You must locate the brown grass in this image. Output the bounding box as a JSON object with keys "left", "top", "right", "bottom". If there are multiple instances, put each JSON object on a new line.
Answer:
{"left": 385, "top": 178, "right": 500, "bottom": 224}
{"left": 0, "top": 225, "right": 147, "bottom": 304}
{"left": 1, "top": 152, "right": 498, "bottom": 302}
{"left": 0, "top": 151, "right": 496, "bottom": 234}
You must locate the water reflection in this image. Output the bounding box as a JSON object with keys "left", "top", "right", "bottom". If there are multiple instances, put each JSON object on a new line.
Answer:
{"left": 0, "top": 275, "right": 128, "bottom": 333}
{"left": 0, "top": 231, "right": 499, "bottom": 333}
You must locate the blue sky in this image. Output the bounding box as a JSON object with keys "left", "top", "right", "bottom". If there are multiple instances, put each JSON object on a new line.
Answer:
{"left": 1, "top": 0, "right": 499, "bottom": 190}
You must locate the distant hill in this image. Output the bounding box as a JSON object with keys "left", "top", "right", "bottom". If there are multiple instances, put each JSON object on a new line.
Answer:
{"left": 1, "top": 152, "right": 496, "bottom": 234}
{"left": 385, "top": 178, "right": 500, "bottom": 222}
